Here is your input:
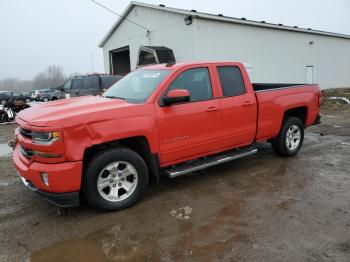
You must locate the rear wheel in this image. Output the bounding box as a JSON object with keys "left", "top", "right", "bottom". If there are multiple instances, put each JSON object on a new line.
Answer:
{"left": 83, "top": 147, "right": 149, "bottom": 211}
{"left": 271, "top": 117, "right": 304, "bottom": 156}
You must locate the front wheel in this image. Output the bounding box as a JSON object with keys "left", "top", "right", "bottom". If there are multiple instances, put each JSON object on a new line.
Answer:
{"left": 271, "top": 117, "right": 304, "bottom": 156}
{"left": 43, "top": 97, "right": 49, "bottom": 102}
{"left": 83, "top": 147, "right": 149, "bottom": 211}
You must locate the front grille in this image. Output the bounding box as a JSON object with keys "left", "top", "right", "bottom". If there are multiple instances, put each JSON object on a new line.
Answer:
{"left": 20, "top": 145, "right": 33, "bottom": 159}
{"left": 19, "top": 127, "right": 32, "bottom": 139}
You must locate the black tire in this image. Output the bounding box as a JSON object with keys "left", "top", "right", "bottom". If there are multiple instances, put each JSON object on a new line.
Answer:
{"left": 83, "top": 147, "right": 149, "bottom": 211}
{"left": 43, "top": 97, "right": 49, "bottom": 102}
{"left": 271, "top": 117, "right": 304, "bottom": 157}
{"left": 51, "top": 97, "right": 58, "bottom": 101}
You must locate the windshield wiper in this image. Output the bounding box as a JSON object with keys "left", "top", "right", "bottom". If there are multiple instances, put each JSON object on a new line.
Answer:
{"left": 104, "top": 96, "right": 126, "bottom": 100}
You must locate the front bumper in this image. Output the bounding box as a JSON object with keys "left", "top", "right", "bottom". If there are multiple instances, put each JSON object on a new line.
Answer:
{"left": 18, "top": 174, "right": 80, "bottom": 207}
{"left": 13, "top": 145, "right": 82, "bottom": 207}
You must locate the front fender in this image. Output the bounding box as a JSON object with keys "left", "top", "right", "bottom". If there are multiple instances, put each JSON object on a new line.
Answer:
{"left": 63, "top": 105, "right": 158, "bottom": 161}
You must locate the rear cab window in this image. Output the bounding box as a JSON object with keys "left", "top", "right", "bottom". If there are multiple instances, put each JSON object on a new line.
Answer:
{"left": 217, "top": 66, "right": 246, "bottom": 97}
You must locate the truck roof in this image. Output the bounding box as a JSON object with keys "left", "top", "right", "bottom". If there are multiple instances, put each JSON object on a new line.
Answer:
{"left": 140, "top": 61, "right": 243, "bottom": 70}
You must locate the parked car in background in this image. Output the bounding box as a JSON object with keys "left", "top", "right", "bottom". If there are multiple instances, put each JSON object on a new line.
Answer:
{"left": 0, "top": 98, "right": 30, "bottom": 123}
{"left": 0, "top": 91, "right": 31, "bottom": 105}
{"left": 31, "top": 90, "right": 41, "bottom": 100}
{"left": 35, "top": 88, "right": 65, "bottom": 102}
{"left": 21, "top": 91, "right": 32, "bottom": 97}
{"left": 0, "top": 91, "right": 10, "bottom": 104}
{"left": 61, "top": 74, "right": 123, "bottom": 98}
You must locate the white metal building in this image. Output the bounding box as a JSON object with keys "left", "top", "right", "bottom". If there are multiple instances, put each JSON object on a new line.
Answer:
{"left": 99, "top": 1, "right": 350, "bottom": 89}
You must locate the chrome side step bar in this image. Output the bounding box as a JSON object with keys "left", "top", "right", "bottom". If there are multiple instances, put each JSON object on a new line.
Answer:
{"left": 165, "top": 146, "right": 258, "bottom": 178}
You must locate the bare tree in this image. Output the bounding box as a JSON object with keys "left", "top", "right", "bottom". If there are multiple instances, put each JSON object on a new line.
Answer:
{"left": 0, "top": 78, "right": 32, "bottom": 92}
{"left": 0, "top": 78, "right": 20, "bottom": 90}
{"left": 66, "top": 72, "right": 80, "bottom": 80}
{"left": 47, "top": 65, "right": 65, "bottom": 86}
{"left": 32, "top": 72, "right": 48, "bottom": 89}
{"left": 32, "top": 65, "right": 66, "bottom": 89}
{"left": 0, "top": 65, "right": 81, "bottom": 92}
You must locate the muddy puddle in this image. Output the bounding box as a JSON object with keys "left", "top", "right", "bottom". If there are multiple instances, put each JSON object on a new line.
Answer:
{"left": 0, "top": 143, "right": 12, "bottom": 157}
{"left": 31, "top": 226, "right": 160, "bottom": 262}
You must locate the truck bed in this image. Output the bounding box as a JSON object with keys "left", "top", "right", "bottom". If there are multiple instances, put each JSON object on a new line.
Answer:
{"left": 253, "top": 83, "right": 310, "bottom": 92}
{"left": 253, "top": 83, "right": 319, "bottom": 141}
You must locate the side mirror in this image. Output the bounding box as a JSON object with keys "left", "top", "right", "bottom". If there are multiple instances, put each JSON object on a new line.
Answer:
{"left": 162, "top": 89, "right": 190, "bottom": 106}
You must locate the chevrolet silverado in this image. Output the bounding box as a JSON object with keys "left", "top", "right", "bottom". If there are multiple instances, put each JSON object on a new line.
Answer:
{"left": 11, "top": 61, "right": 321, "bottom": 211}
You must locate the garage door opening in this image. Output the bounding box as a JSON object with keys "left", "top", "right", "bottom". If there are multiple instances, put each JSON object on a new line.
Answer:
{"left": 110, "top": 46, "right": 131, "bottom": 75}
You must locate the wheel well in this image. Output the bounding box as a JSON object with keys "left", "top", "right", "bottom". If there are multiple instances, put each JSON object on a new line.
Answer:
{"left": 83, "top": 136, "right": 159, "bottom": 181}
{"left": 283, "top": 106, "right": 307, "bottom": 125}
{"left": 52, "top": 96, "right": 58, "bottom": 100}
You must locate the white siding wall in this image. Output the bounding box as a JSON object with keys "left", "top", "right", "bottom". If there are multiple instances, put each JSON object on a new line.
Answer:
{"left": 193, "top": 18, "right": 350, "bottom": 88}
{"left": 102, "top": 6, "right": 350, "bottom": 89}
{"left": 102, "top": 6, "right": 196, "bottom": 72}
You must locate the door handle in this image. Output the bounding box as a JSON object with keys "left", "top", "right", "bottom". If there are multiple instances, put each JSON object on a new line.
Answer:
{"left": 206, "top": 107, "right": 219, "bottom": 112}
{"left": 243, "top": 101, "right": 254, "bottom": 106}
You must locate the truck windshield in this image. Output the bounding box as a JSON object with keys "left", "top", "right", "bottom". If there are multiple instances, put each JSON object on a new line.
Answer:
{"left": 103, "top": 69, "right": 170, "bottom": 103}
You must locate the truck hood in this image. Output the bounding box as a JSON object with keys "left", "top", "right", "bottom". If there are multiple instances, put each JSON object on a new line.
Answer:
{"left": 17, "top": 96, "right": 131, "bottom": 127}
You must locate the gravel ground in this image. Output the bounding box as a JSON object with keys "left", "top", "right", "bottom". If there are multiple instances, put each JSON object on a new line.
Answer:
{"left": 0, "top": 94, "right": 349, "bottom": 262}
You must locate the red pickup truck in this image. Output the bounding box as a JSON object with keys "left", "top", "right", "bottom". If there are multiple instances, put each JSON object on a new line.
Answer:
{"left": 12, "top": 61, "right": 321, "bottom": 211}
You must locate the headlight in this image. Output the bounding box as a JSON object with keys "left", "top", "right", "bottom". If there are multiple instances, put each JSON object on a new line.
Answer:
{"left": 32, "top": 131, "right": 60, "bottom": 145}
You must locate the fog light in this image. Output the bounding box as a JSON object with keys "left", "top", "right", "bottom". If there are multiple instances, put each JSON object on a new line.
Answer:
{"left": 34, "top": 151, "right": 62, "bottom": 158}
{"left": 40, "top": 173, "right": 49, "bottom": 186}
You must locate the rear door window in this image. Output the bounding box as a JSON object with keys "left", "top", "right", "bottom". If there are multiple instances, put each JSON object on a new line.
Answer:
{"left": 101, "top": 76, "right": 120, "bottom": 90}
{"left": 82, "top": 77, "right": 92, "bottom": 90}
{"left": 91, "top": 76, "right": 99, "bottom": 92}
{"left": 71, "top": 79, "right": 82, "bottom": 90}
{"left": 217, "top": 66, "right": 246, "bottom": 97}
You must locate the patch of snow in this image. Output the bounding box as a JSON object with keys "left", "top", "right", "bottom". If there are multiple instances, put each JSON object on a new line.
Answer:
{"left": 329, "top": 97, "right": 350, "bottom": 104}
{"left": 170, "top": 206, "right": 193, "bottom": 220}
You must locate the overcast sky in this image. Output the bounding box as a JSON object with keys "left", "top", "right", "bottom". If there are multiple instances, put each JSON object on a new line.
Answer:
{"left": 0, "top": 0, "right": 349, "bottom": 80}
